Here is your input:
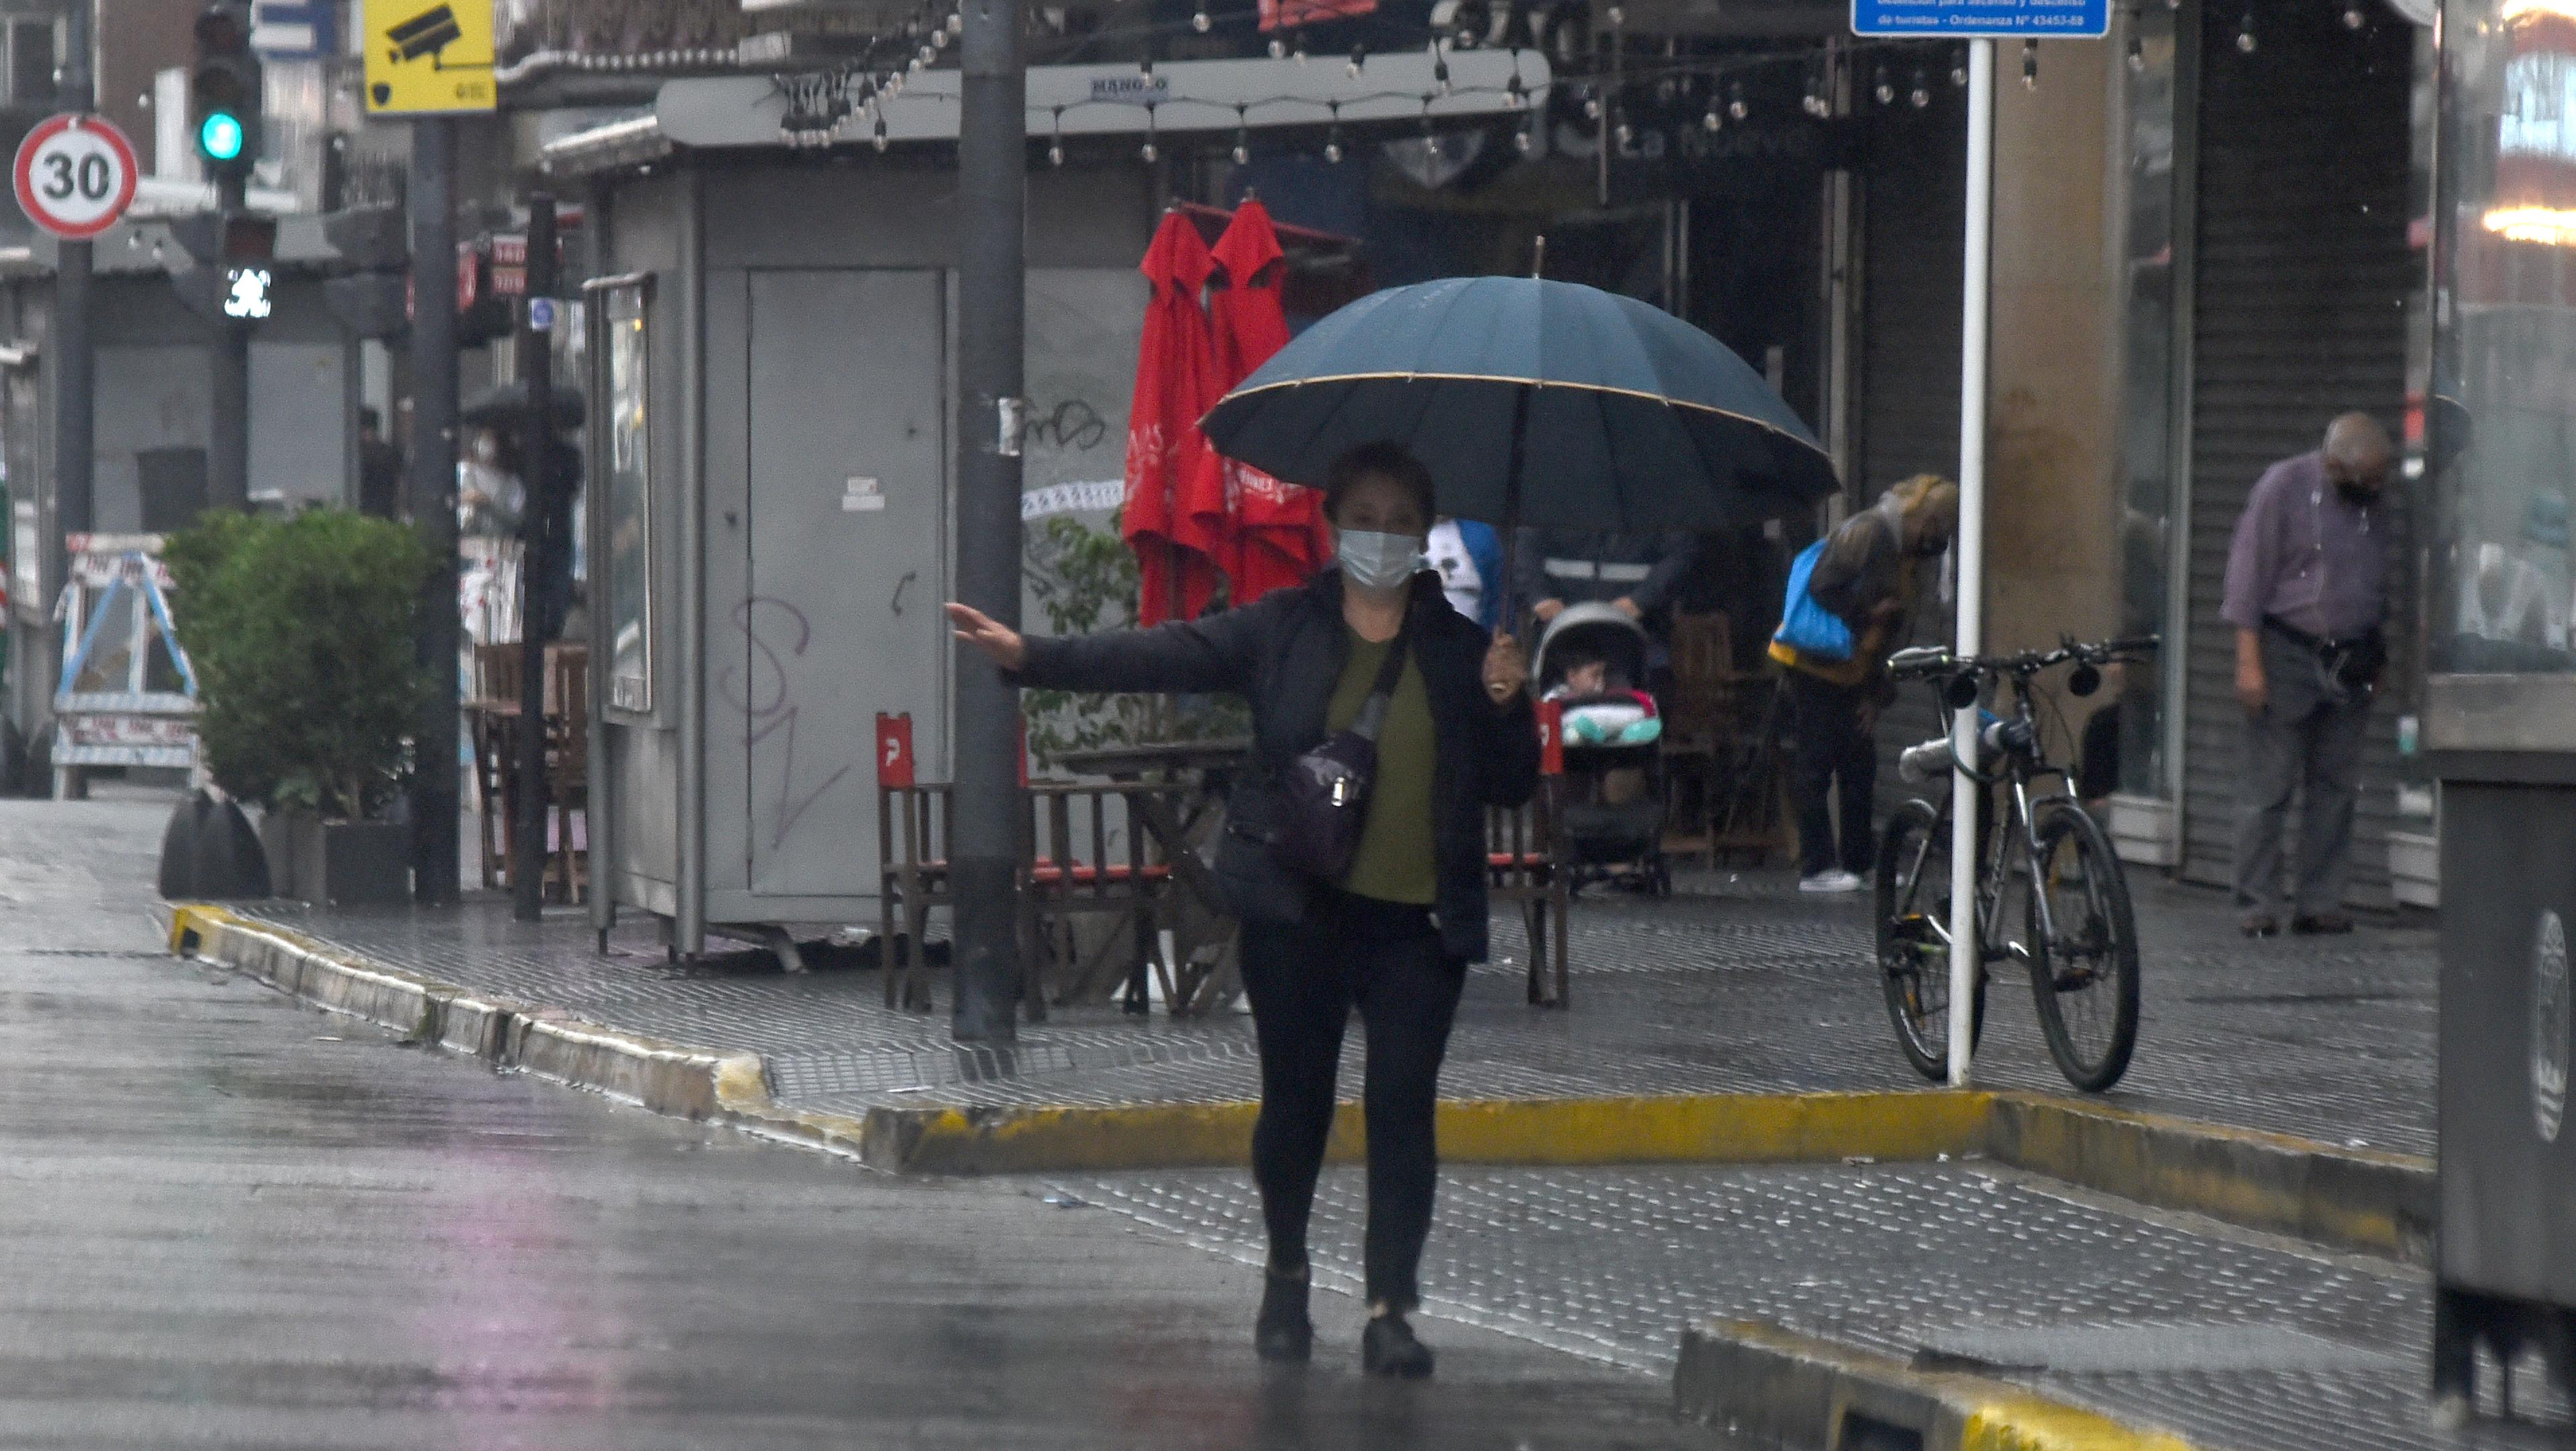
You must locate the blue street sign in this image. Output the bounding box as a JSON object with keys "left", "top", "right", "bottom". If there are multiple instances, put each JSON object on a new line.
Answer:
{"left": 1851, "top": 0, "right": 2109, "bottom": 37}
{"left": 527, "top": 297, "right": 559, "bottom": 333}
{"left": 250, "top": 1, "right": 336, "bottom": 57}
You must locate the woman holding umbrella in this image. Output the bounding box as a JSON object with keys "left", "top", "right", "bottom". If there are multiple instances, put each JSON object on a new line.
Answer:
{"left": 952, "top": 272, "right": 1834, "bottom": 1376}
{"left": 948, "top": 441, "right": 1535, "bottom": 1378}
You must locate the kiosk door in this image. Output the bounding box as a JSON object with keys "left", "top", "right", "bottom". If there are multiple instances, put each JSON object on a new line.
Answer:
{"left": 743, "top": 268, "right": 948, "bottom": 898}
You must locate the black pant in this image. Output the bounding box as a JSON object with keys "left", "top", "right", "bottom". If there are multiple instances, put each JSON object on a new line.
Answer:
{"left": 1784, "top": 670, "right": 1877, "bottom": 877}
{"left": 1239, "top": 888, "right": 1466, "bottom": 1312}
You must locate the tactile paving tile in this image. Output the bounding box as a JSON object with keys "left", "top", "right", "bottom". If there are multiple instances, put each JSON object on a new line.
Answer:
{"left": 235, "top": 872, "right": 2438, "bottom": 1153}
{"left": 1055, "top": 1161, "right": 2559, "bottom": 1451}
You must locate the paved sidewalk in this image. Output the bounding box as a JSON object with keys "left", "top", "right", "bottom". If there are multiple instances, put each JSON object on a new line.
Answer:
{"left": 1053, "top": 1158, "right": 2555, "bottom": 1451}
{"left": 233, "top": 870, "right": 2436, "bottom": 1155}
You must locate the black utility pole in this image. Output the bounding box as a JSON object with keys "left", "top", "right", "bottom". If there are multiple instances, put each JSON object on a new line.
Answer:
{"left": 408, "top": 119, "right": 460, "bottom": 905}
{"left": 950, "top": 0, "right": 1028, "bottom": 1042}
{"left": 512, "top": 194, "right": 556, "bottom": 922}
{"left": 50, "top": 0, "right": 94, "bottom": 711}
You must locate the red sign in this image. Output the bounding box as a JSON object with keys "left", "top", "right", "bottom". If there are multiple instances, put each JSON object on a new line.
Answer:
{"left": 875, "top": 712, "right": 915, "bottom": 789}
{"left": 12, "top": 114, "right": 139, "bottom": 240}
{"left": 1537, "top": 698, "right": 1564, "bottom": 776}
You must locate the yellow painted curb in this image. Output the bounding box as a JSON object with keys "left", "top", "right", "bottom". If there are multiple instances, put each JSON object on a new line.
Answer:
{"left": 1677, "top": 1318, "right": 2203, "bottom": 1451}
{"left": 857, "top": 1090, "right": 1993, "bottom": 1175}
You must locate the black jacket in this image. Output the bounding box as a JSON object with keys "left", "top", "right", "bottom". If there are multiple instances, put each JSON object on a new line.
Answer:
{"left": 1012, "top": 569, "right": 1541, "bottom": 961}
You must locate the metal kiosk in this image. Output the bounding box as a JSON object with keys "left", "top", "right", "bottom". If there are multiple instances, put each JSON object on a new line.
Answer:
{"left": 2428, "top": 0, "right": 2576, "bottom": 1409}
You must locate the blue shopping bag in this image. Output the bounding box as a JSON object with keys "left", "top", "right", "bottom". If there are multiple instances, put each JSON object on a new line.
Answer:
{"left": 1772, "top": 538, "right": 1855, "bottom": 661}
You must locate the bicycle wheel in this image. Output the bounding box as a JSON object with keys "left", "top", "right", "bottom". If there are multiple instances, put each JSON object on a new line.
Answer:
{"left": 2024, "top": 801, "right": 2141, "bottom": 1091}
{"left": 1874, "top": 797, "right": 1984, "bottom": 1082}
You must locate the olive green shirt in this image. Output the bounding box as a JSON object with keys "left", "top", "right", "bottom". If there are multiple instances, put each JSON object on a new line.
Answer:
{"left": 1328, "top": 628, "right": 1438, "bottom": 905}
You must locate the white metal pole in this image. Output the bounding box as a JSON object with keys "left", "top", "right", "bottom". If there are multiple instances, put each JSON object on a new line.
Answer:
{"left": 1947, "top": 36, "right": 1996, "bottom": 1088}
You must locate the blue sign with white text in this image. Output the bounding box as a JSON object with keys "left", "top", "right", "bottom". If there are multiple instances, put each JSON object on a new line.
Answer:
{"left": 1851, "top": 0, "right": 2108, "bottom": 37}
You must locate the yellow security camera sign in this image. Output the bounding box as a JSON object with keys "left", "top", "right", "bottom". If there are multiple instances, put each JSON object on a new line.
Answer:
{"left": 363, "top": 0, "right": 496, "bottom": 114}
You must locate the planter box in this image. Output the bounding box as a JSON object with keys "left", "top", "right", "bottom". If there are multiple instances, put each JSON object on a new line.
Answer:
{"left": 266, "top": 812, "right": 410, "bottom": 906}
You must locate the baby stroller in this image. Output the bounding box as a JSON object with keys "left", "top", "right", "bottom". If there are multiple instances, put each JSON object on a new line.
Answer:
{"left": 1533, "top": 603, "right": 1671, "bottom": 896}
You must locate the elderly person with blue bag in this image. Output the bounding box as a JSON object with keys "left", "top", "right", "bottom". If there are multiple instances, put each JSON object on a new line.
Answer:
{"left": 1768, "top": 475, "right": 1959, "bottom": 894}
{"left": 946, "top": 441, "right": 1537, "bottom": 1379}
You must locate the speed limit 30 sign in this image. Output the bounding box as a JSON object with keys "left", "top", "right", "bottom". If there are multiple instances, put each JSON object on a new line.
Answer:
{"left": 13, "top": 114, "right": 139, "bottom": 240}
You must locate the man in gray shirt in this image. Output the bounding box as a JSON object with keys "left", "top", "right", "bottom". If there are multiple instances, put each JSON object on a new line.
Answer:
{"left": 2220, "top": 413, "right": 2392, "bottom": 938}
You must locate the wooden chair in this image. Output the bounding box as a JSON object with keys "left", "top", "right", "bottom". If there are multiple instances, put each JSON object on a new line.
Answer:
{"left": 1025, "top": 782, "right": 1180, "bottom": 1011}
{"left": 1661, "top": 611, "right": 1744, "bottom": 868}
{"left": 876, "top": 712, "right": 954, "bottom": 1011}
{"left": 1490, "top": 699, "right": 1573, "bottom": 1007}
{"left": 545, "top": 644, "right": 589, "bottom": 903}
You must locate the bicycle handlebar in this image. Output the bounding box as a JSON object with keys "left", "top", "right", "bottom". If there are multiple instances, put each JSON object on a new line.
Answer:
{"left": 1886, "top": 634, "right": 2160, "bottom": 681}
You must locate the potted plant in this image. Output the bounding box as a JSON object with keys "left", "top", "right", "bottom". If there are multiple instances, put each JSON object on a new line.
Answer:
{"left": 164, "top": 509, "right": 437, "bottom": 905}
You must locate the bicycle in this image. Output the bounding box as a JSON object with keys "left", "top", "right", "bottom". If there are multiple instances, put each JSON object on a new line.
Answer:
{"left": 1874, "top": 635, "right": 2160, "bottom": 1092}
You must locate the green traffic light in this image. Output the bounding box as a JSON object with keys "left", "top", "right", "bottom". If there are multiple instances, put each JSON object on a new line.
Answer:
{"left": 198, "top": 111, "right": 244, "bottom": 163}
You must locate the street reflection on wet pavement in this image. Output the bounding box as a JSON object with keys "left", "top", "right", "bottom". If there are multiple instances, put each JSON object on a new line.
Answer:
{"left": 0, "top": 799, "right": 1740, "bottom": 1450}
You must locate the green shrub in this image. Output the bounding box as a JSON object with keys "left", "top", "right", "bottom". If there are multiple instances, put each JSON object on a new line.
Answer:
{"left": 164, "top": 510, "right": 437, "bottom": 821}
{"left": 1021, "top": 511, "right": 1250, "bottom": 767}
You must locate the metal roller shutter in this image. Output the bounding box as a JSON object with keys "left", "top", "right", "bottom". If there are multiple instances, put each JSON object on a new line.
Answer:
{"left": 2181, "top": 0, "right": 2413, "bottom": 904}
{"left": 1856, "top": 84, "right": 1965, "bottom": 813}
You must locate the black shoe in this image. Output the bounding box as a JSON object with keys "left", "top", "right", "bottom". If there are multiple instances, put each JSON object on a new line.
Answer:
{"left": 2291, "top": 911, "right": 2355, "bottom": 936}
{"left": 1255, "top": 1269, "right": 1312, "bottom": 1362}
{"left": 1361, "top": 1314, "right": 1435, "bottom": 1379}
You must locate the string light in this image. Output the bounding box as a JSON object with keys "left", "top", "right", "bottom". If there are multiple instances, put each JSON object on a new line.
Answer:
{"left": 1728, "top": 79, "right": 1747, "bottom": 119}
{"left": 1192, "top": 5, "right": 1210, "bottom": 30}
{"left": 1874, "top": 65, "right": 1894, "bottom": 104}
{"left": 1951, "top": 50, "right": 1969, "bottom": 85}
{"left": 2126, "top": 31, "right": 2145, "bottom": 70}
{"left": 1421, "top": 108, "right": 1441, "bottom": 159}
{"left": 1702, "top": 100, "right": 1722, "bottom": 132}
{"left": 1583, "top": 87, "right": 1602, "bottom": 120}
{"left": 872, "top": 111, "right": 888, "bottom": 151}
{"left": 931, "top": 25, "right": 948, "bottom": 48}
{"left": 1909, "top": 67, "right": 1929, "bottom": 107}
{"left": 1048, "top": 106, "right": 1065, "bottom": 167}
{"left": 1433, "top": 40, "right": 1451, "bottom": 94}
{"left": 1269, "top": 36, "right": 1286, "bottom": 58}
{"left": 2343, "top": 0, "right": 2364, "bottom": 24}
{"left": 946, "top": 11, "right": 962, "bottom": 35}
{"left": 1325, "top": 102, "right": 1343, "bottom": 163}
{"left": 1801, "top": 63, "right": 1825, "bottom": 116}
{"left": 1139, "top": 53, "right": 1153, "bottom": 78}
{"left": 1293, "top": 29, "right": 1307, "bottom": 62}
{"left": 1232, "top": 105, "right": 1250, "bottom": 164}
{"left": 1515, "top": 117, "right": 1534, "bottom": 152}
{"left": 1141, "top": 103, "right": 1158, "bottom": 163}
{"left": 1615, "top": 111, "right": 1634, "bottom": 147}
{"left": 2235, "top": 7, "right": 2256, "bottom": 50}
{"left": 2021, "top": 38, "right": 2038, "bottom": 86}
{"left": 1506, "top": 69, "right": 1527, "bottom": 109}
{"left": 1348, "top": 43, "right": 1367, "bottom": 77}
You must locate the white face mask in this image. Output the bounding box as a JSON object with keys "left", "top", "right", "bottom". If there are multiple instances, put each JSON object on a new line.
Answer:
{"left": 1337, "top": 529, "right": 1423, "bottom": 591}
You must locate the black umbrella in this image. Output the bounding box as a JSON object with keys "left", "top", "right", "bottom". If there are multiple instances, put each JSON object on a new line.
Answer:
{"left": 1200, "top": 275, "right": 1839, "bottom": 535}
{"left": 462, "top": 380, "right": 584, "bottom": 432}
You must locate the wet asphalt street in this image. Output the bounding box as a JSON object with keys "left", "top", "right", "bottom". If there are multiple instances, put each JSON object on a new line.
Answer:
{"left": 0, "top": 798, "right": 1738, "bottom": 1451}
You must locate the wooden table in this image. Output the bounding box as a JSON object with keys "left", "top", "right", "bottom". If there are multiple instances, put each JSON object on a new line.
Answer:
{"left": 1053, "top": 739, "right": 1248, "bottom": 1012}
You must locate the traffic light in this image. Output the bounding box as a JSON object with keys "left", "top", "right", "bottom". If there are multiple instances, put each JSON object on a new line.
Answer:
{"left": 191, "top": 3, "right": 262, "bottom": 190}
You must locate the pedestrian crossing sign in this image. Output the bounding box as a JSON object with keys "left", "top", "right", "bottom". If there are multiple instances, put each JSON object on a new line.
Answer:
{"left": 362, "top": 0, "right": 495, "bottom": 114}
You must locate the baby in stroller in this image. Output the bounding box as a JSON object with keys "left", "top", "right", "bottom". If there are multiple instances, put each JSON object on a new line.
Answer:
{"left": 1533, "top": 604, "right": 1669, "bottom": 893}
